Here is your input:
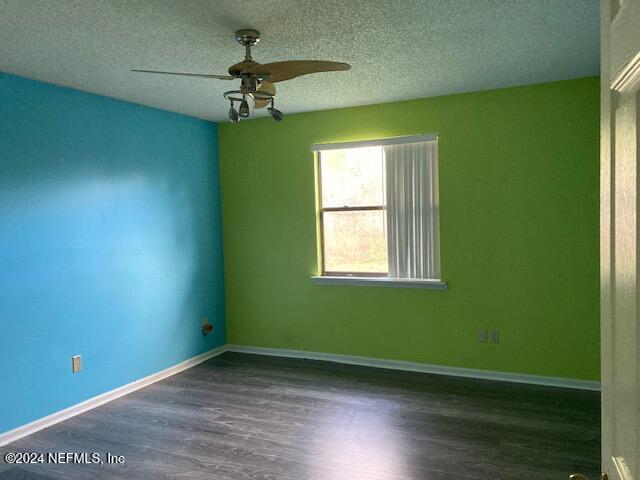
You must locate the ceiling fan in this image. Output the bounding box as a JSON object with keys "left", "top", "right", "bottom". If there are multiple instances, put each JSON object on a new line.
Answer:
{"left": 132, "top": 29, "right": 351, "bottom": 123}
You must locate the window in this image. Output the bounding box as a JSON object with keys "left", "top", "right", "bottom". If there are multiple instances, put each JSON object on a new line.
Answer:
{"left": 314, "top": 135, "right": 444, "bottom": 287}
{"left": 318, "top": 146, "right": 387, "bottom": 275}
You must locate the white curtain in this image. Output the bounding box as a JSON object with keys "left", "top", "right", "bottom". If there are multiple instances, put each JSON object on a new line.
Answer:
{"left": 384, "top": 141, "right": 440, "bottom": 279}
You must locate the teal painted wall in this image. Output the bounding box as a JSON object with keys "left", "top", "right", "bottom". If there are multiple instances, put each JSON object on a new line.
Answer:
{"left": 0, "top": 72, "right": 225, "bottom": 434}
{"left": 219, "top": 77, "right": 600, "bottom": 381}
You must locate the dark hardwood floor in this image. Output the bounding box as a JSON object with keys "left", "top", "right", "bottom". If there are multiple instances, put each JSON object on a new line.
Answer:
{"left": 0, "top": 352, "right": 600, "bottom": 480}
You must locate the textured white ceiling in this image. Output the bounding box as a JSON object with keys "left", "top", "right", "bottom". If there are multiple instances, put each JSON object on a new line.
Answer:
{"left": 0, "top": 0, "right": 599, "bottom": 122}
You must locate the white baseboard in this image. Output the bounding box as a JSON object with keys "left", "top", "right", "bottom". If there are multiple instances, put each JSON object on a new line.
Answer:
{"left": 1, "top": 342, "right": 599, "bottom": 447}
{"left": 226, "top": 345, "right": 601, "bottom": 391}
{"left": 0, "top": 345, "right": 228, "bottom": 447}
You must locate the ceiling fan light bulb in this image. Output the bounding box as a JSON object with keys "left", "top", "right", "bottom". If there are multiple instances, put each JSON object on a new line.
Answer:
{"left": 239, "top": 98, "right": 250, "bottom": 117}
{"left": 268, "top": 106, "right": 284, "bottom": 122}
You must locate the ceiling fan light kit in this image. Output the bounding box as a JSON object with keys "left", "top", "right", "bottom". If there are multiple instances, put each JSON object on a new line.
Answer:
{"left": 132, "top": 29, "right": 350, "bottom": 123}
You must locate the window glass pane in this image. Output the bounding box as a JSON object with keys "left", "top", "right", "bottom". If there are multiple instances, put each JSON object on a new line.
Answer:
{"left": 323, "top": 210, "right": 387, "bottom": 273}
{"left": 320, "top": 147, "right": 384, "bottom": 207}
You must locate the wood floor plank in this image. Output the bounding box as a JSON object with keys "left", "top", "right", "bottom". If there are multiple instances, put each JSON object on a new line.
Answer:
{"left": 0, "top": 352, "right": 600, "bottom": 479}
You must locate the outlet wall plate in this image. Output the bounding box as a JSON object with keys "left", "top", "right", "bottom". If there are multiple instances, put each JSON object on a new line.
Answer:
{"left": 478, "top": 329, "right": 488, "bottom": 343}
{"left": 72, "top": 355, "right": 82, "bottom": 373}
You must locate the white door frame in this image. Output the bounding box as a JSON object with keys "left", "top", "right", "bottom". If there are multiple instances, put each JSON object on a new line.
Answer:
{"left": 601, "top": 1, "right": 640, "bottom": 479}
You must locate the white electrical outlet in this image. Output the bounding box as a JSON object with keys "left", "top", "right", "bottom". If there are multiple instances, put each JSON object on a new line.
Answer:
{"left": 489, "top": 330, "right": 500, "bottom": 344}
{"left": 72, "top": 355, "right": 82, "bottom": 373}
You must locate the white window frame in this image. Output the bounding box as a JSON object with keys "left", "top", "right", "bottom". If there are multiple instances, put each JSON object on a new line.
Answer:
{"left": 311, "top": 134, "right": 447, "bottom": 290}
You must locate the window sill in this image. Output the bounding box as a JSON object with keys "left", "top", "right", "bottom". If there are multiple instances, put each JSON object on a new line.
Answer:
{"left": 311, "top": 276, "right": 448, "bottom": 290}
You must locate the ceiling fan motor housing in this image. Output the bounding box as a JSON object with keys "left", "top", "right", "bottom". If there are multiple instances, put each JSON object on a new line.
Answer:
{"left": 241, "top": 76, "right": 258, "bottom": 92}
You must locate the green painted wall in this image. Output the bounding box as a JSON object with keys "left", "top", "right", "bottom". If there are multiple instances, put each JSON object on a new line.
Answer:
{"left": 218, "top": 77, "right": 600, "bottom": 381}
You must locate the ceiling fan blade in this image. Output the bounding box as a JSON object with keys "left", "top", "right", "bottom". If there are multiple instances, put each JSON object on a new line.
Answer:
{"left": 228, "top": 60, "right": 259, "bottom": 76}
{"left": 243, "top": 60, "right": 351, "bottom": 83}
{"left": 254, "top": 81, "right": 276, "bottom": 109}
{"left": 131, "top": 69, "right": 234, "bottom": 80}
